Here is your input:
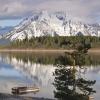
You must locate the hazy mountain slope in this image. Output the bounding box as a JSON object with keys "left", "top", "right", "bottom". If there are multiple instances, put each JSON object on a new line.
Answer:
{"left": 0, "top": 27, "right": 13, "bottom": 35}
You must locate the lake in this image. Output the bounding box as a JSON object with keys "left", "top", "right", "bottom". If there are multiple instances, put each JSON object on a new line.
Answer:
{"left": 0, "top": 52, "right": 100, "bottom": 100}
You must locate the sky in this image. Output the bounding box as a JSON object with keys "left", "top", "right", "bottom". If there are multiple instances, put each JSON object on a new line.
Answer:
{"left": 0, "top": 0, "right": 100, "bottom": 27}
{"left": 0, "top": 19, "right": 22, "bottom": 27}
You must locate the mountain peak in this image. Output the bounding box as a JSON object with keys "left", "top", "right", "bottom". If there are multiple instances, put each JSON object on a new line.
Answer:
{"left": 3, "top": 11, "right": 100, "bottom": 41}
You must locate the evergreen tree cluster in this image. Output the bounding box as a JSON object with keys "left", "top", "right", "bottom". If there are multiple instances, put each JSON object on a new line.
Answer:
{"left": 10, "top": 36, "right": 100, "bottom": 49}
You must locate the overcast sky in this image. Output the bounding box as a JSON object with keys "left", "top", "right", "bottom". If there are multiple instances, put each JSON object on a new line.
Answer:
{"left": 0, "top": 0, "right": 100, "bottom": 26}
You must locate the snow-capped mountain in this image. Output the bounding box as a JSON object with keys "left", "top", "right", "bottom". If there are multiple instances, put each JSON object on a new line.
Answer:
{"left": 3, "top": 11, "right": 100, "bottom": 41}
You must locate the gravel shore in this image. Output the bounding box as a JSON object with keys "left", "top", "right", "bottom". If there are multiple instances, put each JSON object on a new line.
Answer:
{"left": 0, "top": 93, "right": 54, "bottom": 100}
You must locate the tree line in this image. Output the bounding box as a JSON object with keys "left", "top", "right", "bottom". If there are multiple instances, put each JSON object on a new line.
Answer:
{"left": 10, "top": 36, "right": 100, "bottom": 49}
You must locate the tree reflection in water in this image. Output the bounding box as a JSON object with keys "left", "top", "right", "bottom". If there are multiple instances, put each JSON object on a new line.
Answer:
{"left": 53, "top": 52, "right": 96, "bottom": 100}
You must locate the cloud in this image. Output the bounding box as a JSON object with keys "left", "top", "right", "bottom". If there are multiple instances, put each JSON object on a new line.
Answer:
{"left": 0, "top": 0, "right": 100, "bottom": 23}
{"left": 35, "top": 0, "right": 100, "bottom": 23}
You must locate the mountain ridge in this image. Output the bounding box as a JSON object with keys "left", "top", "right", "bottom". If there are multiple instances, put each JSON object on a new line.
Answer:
{"left": 3, "top": 11, "right": 100, "bottom": 41}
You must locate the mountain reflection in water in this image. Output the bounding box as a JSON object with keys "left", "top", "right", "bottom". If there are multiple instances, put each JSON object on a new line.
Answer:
{"left": 0, "top": 52, "right": 100, "bottom": 99}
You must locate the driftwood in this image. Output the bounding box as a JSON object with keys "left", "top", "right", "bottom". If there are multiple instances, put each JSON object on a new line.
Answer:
{"left": 12, "top": 86, "right": 40, "bottom": 94}
{"left": 88, "top": 96, "right": 94, "bottom": 100}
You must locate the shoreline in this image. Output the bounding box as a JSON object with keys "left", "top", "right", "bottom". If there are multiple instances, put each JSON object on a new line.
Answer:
{"left": 0, "top": 49, "right": 73, "bottom": 52}
{"left": 0, "top": 93, "right": 53, "bottom": 100}
{"left": 0, "top": 49, "right": 99, "bottom": 53}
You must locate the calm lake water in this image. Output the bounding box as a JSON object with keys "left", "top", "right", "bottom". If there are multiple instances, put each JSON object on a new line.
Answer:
{"left": 0, "top": 52, "right": 100, "bottom": 100}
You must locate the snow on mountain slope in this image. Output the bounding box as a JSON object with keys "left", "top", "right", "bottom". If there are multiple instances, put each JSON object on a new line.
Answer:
{"left": 3, "top": 11, "right": 100, "bottom": 41}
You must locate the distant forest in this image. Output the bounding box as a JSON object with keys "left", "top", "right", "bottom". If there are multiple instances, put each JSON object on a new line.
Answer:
{"left": 10, "top": 36, "right": 100, "bottom": 49}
